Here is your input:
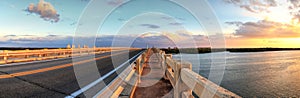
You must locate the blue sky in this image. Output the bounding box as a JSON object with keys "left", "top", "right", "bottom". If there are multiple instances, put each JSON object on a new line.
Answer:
{"left": 1, "top": 0, "right": 300, "bottom": 48}
{"left": 0, "top": 0, "right": 88, "bottom": 36}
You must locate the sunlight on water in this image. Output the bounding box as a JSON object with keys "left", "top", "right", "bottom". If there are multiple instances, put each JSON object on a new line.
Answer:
{"left": 173, "top": 51, "right": 300, "bottom": 97}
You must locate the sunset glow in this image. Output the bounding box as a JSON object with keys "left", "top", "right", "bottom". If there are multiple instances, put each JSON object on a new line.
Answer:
{"left": 1, "top": 0, "right": 300, "bottom": 48}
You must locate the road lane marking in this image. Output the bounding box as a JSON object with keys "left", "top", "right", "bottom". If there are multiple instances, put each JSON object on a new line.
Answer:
{"left": 0, "top": 51, "right": 131, "bottom": 79}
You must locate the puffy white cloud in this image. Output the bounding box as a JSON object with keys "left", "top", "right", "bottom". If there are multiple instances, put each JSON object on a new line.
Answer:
{"left": 25, "top": 0, "right": 60, "bottom": 23}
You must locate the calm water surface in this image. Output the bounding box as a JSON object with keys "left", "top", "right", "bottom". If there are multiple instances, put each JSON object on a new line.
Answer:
{"left": 173, "top": 50, "right": 300, "bottom": 97}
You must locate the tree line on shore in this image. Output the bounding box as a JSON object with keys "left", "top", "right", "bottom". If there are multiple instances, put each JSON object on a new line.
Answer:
{"left": 161, "top": 47, "right": 300, "bottom": 54}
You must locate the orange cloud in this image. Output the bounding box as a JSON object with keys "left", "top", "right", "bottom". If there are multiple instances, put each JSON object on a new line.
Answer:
{"left": 227, "top": 20, "right": 300, "bottom": 38}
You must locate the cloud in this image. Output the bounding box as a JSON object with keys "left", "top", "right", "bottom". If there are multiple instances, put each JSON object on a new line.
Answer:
{"left": 225, "top": 21, "right": 243, "bottom": 26}
{"left": 107, "top": 0, "right": 124, "bottom": 5}
{"left": 224, "top": 0, "right": 300, "bottom": 23}
{"left": 136, "top": 31, "right": 209, "bottom": 48}
{"left": 161, "top": 16, "right": 173, "bottom": 20}
{"left": 0, "top": 31, "right": 209, "bottom": 48}
{"left": 224, "top": 0, "right": 277, "bottom": 13}
{"left": 81, "top": 0, "right": 124, "bottom": 5}
{"left": 288, "top": 0, "right": 300, "bottom": 8}
{"left": 293, "top": 14, "right": 300, "bottom": 22}
{"left": 169, "top": 22, "right": 183, "bottom": 26}
{"left": 228, "top": 20, "right": 300, "bottom": 38}
{"left": 3, "top": 35, "right": 35, "bottom": 38}
{"left": 70, "top": 22, "right": 77, "bottom": 26}
{"left": 25, "top": 0, "right": 60, "bottom": 23}
{"left": 46, "top": 34, "right": 59, "bottom": 37}
{"left": 288, "top": 0, "right": 300, "bottom": 22}
{"left": 96, "top": 31, "right": 209, "bottom": 48}
{"left": 161, "top": 16, "right": 185, "bottom": 21}
{"left": 7, "top": 35, "right": 65, "bottom": 42}
{"left": 0, "top": 34, "right": 73, "bottom": 47}
{"left": 117, "top": 18, "right": 127, "bottom": 22}
{"left": 4, "top": 35, "right": 17, "bottom": 37}
{"left": 139, "top": 24, "right": 160, "bottom": 29}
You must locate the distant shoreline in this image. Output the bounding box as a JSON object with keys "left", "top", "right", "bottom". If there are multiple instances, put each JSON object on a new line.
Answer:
{"left": 161, "top": 48, "right": 300, "bottom": 54}
{"left": 0, "top": 47, "right": 63, "bottom": 50}
{"left": 1, "top": 47, "right": 300, "bottom": 53}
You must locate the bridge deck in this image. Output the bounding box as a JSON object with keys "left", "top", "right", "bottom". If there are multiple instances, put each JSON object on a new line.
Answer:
{"left": 133, "top": 50, "right": 173, "bottom": 98}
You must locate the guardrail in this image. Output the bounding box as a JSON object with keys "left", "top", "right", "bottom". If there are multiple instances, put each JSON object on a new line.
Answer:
{"left": 156, "top": 49, "right": 241, "bottom": 98}
{"left": 0, "top": 47, "right": 137, "bottom": 64}
{"left": 90, "top": 49, "right": 149, "bottom": 98}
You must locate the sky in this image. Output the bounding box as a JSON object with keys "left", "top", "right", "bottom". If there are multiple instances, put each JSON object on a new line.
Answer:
{"left": 1, "top": 0, "right": 300, "bottom": 48}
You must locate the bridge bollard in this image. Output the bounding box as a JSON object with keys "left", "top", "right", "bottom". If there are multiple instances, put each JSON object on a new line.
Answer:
{"left": 3, "top": 50, "right": 8, "bottom": 64}
{"left": 43, "top": 49, "right": 48, "bottom": 57}
{"left": 136, "top": 58, "right": 141, "bottom": 83}
{"left": 38, "top": 49, "right": 42, "bottom": 58}
{"left": 57, "top": 49, "right": 61, "bottom": 56}
{"left": 174, "top": 61, "right": 193, "bottom": 98}
{"left": 160, "top": 51, "right": 165, "bottom": 69}
{"left": 63, "top": 51, "right": 66, "bottom": 56}
{"left": 143, "top": 52, "right": 148, "bottom": 63}
{"left": 163, "top": 54, "right": 172, "bottom": 80}
{"left": 79, "top": 49, "right": 82, "bottom": 55}
{"left": 69, "top": 49, "right": 73, "bottom": 57}
{"left": 25, "top": 49, "right": 30, "bottom": 58}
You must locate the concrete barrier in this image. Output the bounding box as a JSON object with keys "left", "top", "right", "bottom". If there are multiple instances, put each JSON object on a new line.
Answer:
{"left": 0, "top": 47, "right": 137, "bottom": 64}
{"left": 93, "top": 49, "right": 150, "bottom": 98}
{"left": 158, "top": 49, "right": 241, "bottom": 98}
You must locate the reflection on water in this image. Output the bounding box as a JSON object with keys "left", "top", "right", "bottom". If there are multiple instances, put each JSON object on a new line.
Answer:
{"left": 173, "top": 50, "right": 300, "bottom": 97}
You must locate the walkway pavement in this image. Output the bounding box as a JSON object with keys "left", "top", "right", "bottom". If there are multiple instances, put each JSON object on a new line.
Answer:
{"left": 132, "top": 50, "right": 173, "bottom": 98}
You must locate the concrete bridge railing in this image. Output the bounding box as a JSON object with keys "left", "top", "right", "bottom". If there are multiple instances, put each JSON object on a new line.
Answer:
{"left": 65, "top": 48, "right": 239, "bottom": 98}
{"left": 0, "top": 47, "right": 136, "bottom": 64}
{"left": 103, "top": 48, "right": 240, "bottom": 98}
{"left": 93, "top": 49, "right": 150, "bottom": 98}
{"left": 156, "top": 48, "right": 241, "bottom": 98}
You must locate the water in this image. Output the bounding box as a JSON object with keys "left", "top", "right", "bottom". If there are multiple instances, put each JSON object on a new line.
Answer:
{"left": 173, "top": 50, "right": 300, "bottom": 97}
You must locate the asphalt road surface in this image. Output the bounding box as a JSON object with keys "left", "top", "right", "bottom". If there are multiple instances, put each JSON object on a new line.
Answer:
{"left": 0, "top": 49, "right": 143, "bottom": 98}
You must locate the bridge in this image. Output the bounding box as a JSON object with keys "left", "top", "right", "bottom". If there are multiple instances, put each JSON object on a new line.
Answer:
{"left": 0, "top": 47, "right": 240, "bottom": 98}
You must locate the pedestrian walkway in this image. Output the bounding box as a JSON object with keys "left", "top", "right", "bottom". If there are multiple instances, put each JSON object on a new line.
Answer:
{"left": 132, "top": 50, "right": 173, "bottom": 98}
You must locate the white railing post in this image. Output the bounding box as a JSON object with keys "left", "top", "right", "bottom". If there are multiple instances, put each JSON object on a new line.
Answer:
{"left": 38, "top": 52, "right": 42, "bottom": 58}
{"left": 174, "top": 61, "right": 181, "bottom": 98}
{"left": 57, "top": 49, "right": 61, "bottom": 56}
{"left": 3, "top": 50, "right": 8, "bottom": 63}
{"left": 136, "top": 58, "right": 141, "bottom": 83}
{"left": 164, "top": 54, "right": 172, "bottom": 80}
{"left": 174, "top": 61, "right": 193, "bottom": 98}
{"left": 25, "top": 49, "right": 29, "bottom": 58}
{"left": 69, "top": 48, "right": 73, "bottom": 57}
{"left": 159, "top": 50, "right": 164, "bottom": 69}
{"left": 44, "top": 49, "right": 48, "bottom": 57}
